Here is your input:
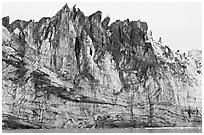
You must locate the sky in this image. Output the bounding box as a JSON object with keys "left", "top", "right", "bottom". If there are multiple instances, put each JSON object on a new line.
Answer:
{"left": 2, "top": 2, "right": 202, "bottom": 52}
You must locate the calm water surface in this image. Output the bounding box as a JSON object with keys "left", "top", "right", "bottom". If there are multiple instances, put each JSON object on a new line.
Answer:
{"left": 3, "top": 127, "right": 202, "bottom": 133}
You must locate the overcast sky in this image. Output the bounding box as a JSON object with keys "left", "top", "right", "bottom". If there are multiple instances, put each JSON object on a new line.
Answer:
{"left": 2, "top": 2, "right": 202, "bottom": 52}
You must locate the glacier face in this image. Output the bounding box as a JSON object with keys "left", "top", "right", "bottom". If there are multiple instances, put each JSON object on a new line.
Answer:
{"left": 2, "top": 4, "right": 202, "bottom": 129}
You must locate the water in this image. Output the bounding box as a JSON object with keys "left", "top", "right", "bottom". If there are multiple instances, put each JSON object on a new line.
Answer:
{"left": 3, "top": 127, "right": 202, "bottom": 133}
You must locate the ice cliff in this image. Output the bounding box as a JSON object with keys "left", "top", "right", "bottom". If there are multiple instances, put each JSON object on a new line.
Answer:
{"left": 2, "top": 4, "right": 202, "bottom": 129}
